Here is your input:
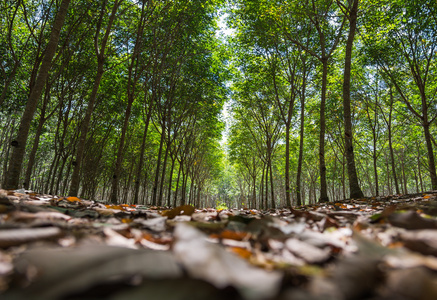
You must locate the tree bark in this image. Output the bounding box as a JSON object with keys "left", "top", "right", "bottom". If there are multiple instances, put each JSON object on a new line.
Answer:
{"left": 152, "top": 127, "right": 165, "bottom": 205}
{"left": 69, "top": 0, "right": 121, "bottom": 197}
{"left": 4, "top": 0, "right": 71, "bottom": 190}
{"left": 296, "top": 60, "right": 307, "bottom": 206}
{"left": 342, "top": 0, "right": 364, "bottom": 199}
{"left": 319, "top": 59, "right": 329, "bottom": 202}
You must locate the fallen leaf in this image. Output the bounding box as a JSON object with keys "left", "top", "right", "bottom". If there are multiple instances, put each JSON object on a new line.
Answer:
{"left": 161, "top": 205, "right": 195, "bottom": 219}
{"left": 0, "top": 227, "right": 62, "bottom": 248}
{"left": 285, "top": 238, "right": 331, "bottom": 264}
{"left": 6, "top": 246, "right": 183, "bottom": 299}
{"left": 66, "top": 196, "right": 81, "bottom": 202}
{"left": 388, "top": 211, "right": 437, "bottom": 230}
{"left": 210, "top": 230, "right": 248, "bottom": 241}
{"left": 173, "top": 223, "right": 282, "bottom": 300}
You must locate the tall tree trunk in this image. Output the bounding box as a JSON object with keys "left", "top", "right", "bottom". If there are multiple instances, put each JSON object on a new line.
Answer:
{"left": 252, "top": 171, "right": 256, "bottom": 208}
{"left": 69, "top": 0, "right": 120, "bottom": 196}
{"left": 417, "top": 143, "right": 424, "bottom": 192}
{"left": 284, "top": 123, "right": 291, "bottom": 207}
{"left": 158, "top": 143, "right": 169, "bottom": 206}
{"left": 24, "top": 100, "right": 47, "bottom": 190}
{"left": 173, "top": 163, "right": 182, "bottom": 207}
{"left": 260, "top": 164, "right": 265, "bottom": 210}
{"left": 296, "top": 61, "right": 307, "bottom": 206}
{"left": 134, "top": 100, "right": 153, "bottom": 204}
{"left": 4, "top": 0, "right": 70, "bottom": 190}
{"left": 181, "top": 168, "right": 188, "bottom": 206}
{"left": 387, "top": 89, "right": 400, "bottom": 194}
{"left": 423, "top": 122, "right": 437, "bottom": 190}
{"left": 265, "top": 160, "right": 269, "bottom": 209}
{"left": 167, "top": 156, "right": 176, "bottom": 207}
{"left": 110, "top": 96, "right": 134, "bottom": 203}
{"left": 319, "top": 60, "right": 329, "bottom": 202}
{"left": 152, "top": 128, "right": 165, "bottom": 205}
{"left": 342, "top": 0, "right": 364, "bottom": 199}
{"left": 269, "top": 155, "right": 275, "bottom": 209}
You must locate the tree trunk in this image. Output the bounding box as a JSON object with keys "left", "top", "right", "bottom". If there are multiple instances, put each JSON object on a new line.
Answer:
{"left": 4, "top": 0, "right": 70, "bottom": 190}
{"left": 158, "top": 140, "right": 170, "bottom": 206}
{"left": 110, "top": 95, "right": 134, "bottom": 204}
{"left": 423, "top": 122, "right": 437, "bottom": 190}
{"left": 342, "top": 0, "right": 364, "bottom": 199}
{"left": 24, "top": 101, "right": 47, "bottom": 190}
{"left": 260, "top": 164, "right": 265, "bottom": 210}
{"left": 269, "top": 156, "right": 275, "bottom": 209}
{"left": 319, "top": 60, "right": 329, "bottom": 202}
{"left": 134, "top": 122, "right": 149, "bottom": 204}
{"left": 167, "top": 156, "right": 176, "bottom": 207}
{"left": 173, "top": 163, "right": 182, "bottom": 207}
{"left": 387, "top": 89, "right": 400, "bottom": 194}
{"left": 284, "top": 123, "right": 291, "bottom": 207}
{"left": 252, "top": 172, "right": 256, "bottom": 209}
{"left": 296, "top": 61, "right": 307, "bottom": 206}
{"left": 69, "top": 0, "right": 120, "bottom": 196}
{"left": 417, "top": 144, "right": 424, "bottom": 191}
{"left": 152, "top": 128, "right": 165, "bottom": 205}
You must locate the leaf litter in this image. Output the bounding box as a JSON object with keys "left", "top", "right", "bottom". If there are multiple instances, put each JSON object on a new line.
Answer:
{"left": 1, "top": 189, "right": 437, "bottom": 299}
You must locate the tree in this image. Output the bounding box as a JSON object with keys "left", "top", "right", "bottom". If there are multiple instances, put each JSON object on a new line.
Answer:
{"left": 363, "top": 0, "right": 437, "bottom": 190}
{"left": 338, "top": 0, "right": 364, "bottom": 199}
{"left": 4, "top": 0, "right": 71, "bottom": 190}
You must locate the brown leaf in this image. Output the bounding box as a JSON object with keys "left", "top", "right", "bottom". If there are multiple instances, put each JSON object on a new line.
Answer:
{"left": 173, "top": 223, "right": 282, "bottom": 300}
{"left": 66, "top": 196, "right": 81, "bottom": 202}
{"left": 388, "top": 211, "right": 437, "bottom": 230}
{"left": 399, "top": 230, "right": 437, "bottom": 256}
{"left": 161, "top": 205, "right": 195, "bottom": 219}
{"left": 6, "top": 246, "right": 183, "bottom": 299}
{"left": 380, "top": 267, "right": 437, "bottom": 300}
{"left": 210, "top": 230, "right": 249, "bottom": 241}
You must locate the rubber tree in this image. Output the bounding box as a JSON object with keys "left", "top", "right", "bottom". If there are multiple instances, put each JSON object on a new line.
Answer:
{"left": 4, "top": 0, "right": 71, "bottom": 190}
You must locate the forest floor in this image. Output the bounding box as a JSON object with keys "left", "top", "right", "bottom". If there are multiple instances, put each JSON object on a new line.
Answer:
{"left": 1, "top": 189, "right": 437, "bottom": 300}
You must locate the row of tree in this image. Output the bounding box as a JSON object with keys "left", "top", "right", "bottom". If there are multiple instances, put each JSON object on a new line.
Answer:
{"left": 225, "top": 0, "right": 437, "bottom": 208}
{"left": 0, "top": 0, "right": 228, "bottom": 206}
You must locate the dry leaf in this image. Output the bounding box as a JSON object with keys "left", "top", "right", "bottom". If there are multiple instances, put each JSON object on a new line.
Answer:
{"left": 173, "top": 223, "right": 282, "bottom": 300}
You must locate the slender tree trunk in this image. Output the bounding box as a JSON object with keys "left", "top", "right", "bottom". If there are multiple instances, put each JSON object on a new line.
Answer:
{"left": 260, "top": 164, "right": 265, "bottom": 210}
{"left": 152, "top": 128, "right": 165, "bottom": 205}
{"left": 269, "top": 156, "right": 275, "bottom": 209}
{"left": 284, "top": 122, "right": 291, "bottom": 207}
{"left": 49, "top": 155, "right": 60, "bottom": 195}
{"left": 181, "top": 169, "right": 188, "bottom": 206}
{"left": 55, "top": 157, "right": 67, "bottom": 195}
{"left": 110, "top": 96, "right": 134, "bottom": 203}
{"left": 134, "top": 103, "right": 153, "bottom": 204}
{"left": 342, "top": 0, "right": 364, "bottom": 199}
{"left": 296, "top": 61, "right": 307, "bottom": 206}
{"left": 401, "top": 155, "right": 407, "bottom": 194}
{"left": 134, "top": 124, "right": 148, "bottom": 204}
{"left": 4, "top": 0, "right": 70, "bottom": 190}
{"left": 319, "top": 60, "right": 329, "bottom": 202}
{"left": 69, "top": 0, "right": 120, "bottom": 196}
{"left": 252, "top": 173, "right": 256, "bottom": 209}
{"left": 387, "top": 91, "right": 400, "bottom": 194}
{"left": 417, "top": 144, "right": 424, "bottom": 191}
{"left": 158, "top": 140, "right": 170, "bottom": 206}
{"left": 173, "top": 163, "right": 182, "bottom": 207}
{"left": 44, "top": 153, "right": 57, "bottom": 192}
{"left": 167, "top": 156, "right": 176, "bottom": 207}
{"left": 24, "top": 104, "right": 47, "bottom": 190}
{"left": 423, "top": 122, "right": 437, "bottom": 190}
